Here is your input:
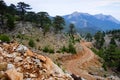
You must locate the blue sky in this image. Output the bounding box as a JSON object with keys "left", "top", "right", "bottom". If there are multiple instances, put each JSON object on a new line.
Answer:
{"left": 4, "top": 0, "right": 120, "bottom": 21}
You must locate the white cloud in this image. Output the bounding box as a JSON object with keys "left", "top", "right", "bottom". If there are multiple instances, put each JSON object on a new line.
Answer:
{"left": 4, "top": 0, "right": 120, "bottom": 20}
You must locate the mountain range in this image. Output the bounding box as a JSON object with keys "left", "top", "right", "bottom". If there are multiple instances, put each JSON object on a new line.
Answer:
{"left": 62, "top": 12, "right": 120, "bottom": 34}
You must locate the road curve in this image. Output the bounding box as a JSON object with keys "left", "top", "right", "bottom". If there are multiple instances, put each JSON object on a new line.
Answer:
{"left": 62, "top": 41, "right": 97, "bottom": 80}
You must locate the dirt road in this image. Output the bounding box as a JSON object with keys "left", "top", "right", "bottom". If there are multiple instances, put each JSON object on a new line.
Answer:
{"left": 62, "top": 41, "right": 101, "bottom": 80}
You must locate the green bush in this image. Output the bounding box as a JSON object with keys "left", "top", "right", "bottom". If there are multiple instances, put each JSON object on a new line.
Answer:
{"left": 16, "top": 34, "right": 24, "bottom": 39}
{"left": 0, "top": 34, "right": 10, "bottom": 42}
{"left": 59, "top": 43, "right": 76, "bottom": 54}
{"left": 16, "top": 34, "right": 22, "bottom": 39}
{"left": 60, "top": 46, "right": 68, "bottom": 53}
{"left": 28, "top": 39, "right": 35, "bottom": 47}
{"left": 56, "top": 50, "right": 61, "bottom": 53}
{"left": 42, "top": 46, "right": 49, "bottom": 52}
{"left": 16, "top": 34, "right": 28, "bottom": 40}
{"left": 42, "top": 46, "right": 54, "bottom": 53}
{"left": 69, "top": 36, "right": 75, "bottom": 44}
{"left": 68, "top": 43, "right": 76, "bottom": 54}
{"left": 49, "top": 48, "right": 54, "bottom": 53}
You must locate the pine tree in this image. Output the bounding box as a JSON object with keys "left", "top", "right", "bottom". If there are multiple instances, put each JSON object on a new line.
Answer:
{"left": 69, "top": 23, "right": 76, "bottom": 37}
{"left": 0, "top": 0, "right": 7, "bottom": 25}
{"left": 17, "top": 2, "right": 31, "bottom": 21}
{"left": 53, "top": 16, "right": 65, "bottom": 33}
{"left": 7, "top": 14, "right": 15, "bottom": 31}
{"left": 37, "top": 12, "right": 51, "bottom": 36}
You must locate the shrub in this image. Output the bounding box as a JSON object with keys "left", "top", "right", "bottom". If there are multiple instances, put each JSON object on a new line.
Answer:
{"left": 42, "top": 46, "right": 54, "bottom": 53}
{"left": 68, "top": 43, "right": 76, "bottom": 54}
{"left": 16, "top": 34, "right": 22, "bottom": 39}
{"left": 60, "top": 46, "right": 68, "bottom": 53}
{"left": 28, "top": 39, "right": 35, "bottom": 47}
{"left": 59, "top": 43, "right": 76, "bottom": 54}
{"left": 56, "top": 50, "right": 61, "bottom": 53}
{"left": 0, "top": 34, "right": 10, "bottom": 42}
{"left": 16, "top": 34, "right": 28, "bottom": 40}
{"left": 69, "top": 36, "right": 75, "bottom": 44}
{"left": 16, "top": 34, "right": 24, "bottom": 39}
{"left": 49, "top": 48, "right": 54, "bottom": 53}
{"left": 91, "top": 48, "right": 99, "bottom": 55}
{"left": 42, "top": 46, "right": 49, "bottom": 52}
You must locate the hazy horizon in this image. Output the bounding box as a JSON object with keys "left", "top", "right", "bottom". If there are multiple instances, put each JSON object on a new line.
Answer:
{"left": 4, "top": 0, "right": 120, "bottom": 21}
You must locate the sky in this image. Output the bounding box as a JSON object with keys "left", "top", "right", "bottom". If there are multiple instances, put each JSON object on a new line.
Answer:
{"left": 4, "top": 0, "right": 120, "bottom": 21}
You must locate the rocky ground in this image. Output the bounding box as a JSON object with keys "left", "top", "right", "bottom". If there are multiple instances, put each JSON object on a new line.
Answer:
{"left": 0, "top": 42, "right": 73, "bottom": 80}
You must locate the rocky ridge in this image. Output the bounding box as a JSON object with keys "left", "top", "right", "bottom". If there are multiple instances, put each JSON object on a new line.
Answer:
{"left": 0, "top": 42, "right": 73, "bottom": 80}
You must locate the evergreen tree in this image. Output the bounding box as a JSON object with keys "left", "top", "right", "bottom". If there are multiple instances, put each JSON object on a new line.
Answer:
{"left": 37, "top": 12, "right": 51, "bottom": 36}
{"left": 85, "top": 33, "right": 92, "bottom": 42}
{"left": 25, "top": 12, "right": 37, "bottom": 22}
{"left": 94, "top": 31, "right": 105, "bottom": 49}
{"left": 0, "top": 0, "right": 7, "bottom": 25}
{"left": 69, "top": 23, "right": 76, "bottom": 37}
{"left": 53, "top": 16, "right": 65, "bottom": 33}
{"left": 104, "top": 45, "right": 120, "bottom": 67}
{"left": 17, "top": 2, "right": 31, "bottom": 21}
{"left": 6, "top": 14, "right": 15, "bottom": 31}
{"left": 7, "top": 4, "right": 17, "bottom": 16}
{"left": 110, "top": 37, "right": 116, "bottom": 46}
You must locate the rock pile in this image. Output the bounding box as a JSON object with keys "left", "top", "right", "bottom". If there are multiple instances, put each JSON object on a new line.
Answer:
{"left": 0, "top": 42, "right": 73, "bottom": 80}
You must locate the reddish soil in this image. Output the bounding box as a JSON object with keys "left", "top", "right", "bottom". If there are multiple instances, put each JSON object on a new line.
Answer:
{"left": 61, "top": 41, "right": 102, "bottom": 80}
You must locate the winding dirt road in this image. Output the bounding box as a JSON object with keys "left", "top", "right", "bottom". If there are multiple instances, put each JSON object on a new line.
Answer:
{"left": 62, "top": 41, "right": 101, "bottom": 80}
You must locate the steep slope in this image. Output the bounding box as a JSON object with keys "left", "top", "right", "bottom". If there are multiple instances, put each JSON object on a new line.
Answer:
{"left": 0, "top": 42, "right": 73, "bottom": 80}
{"left": 8, "top": 22, "right": 71, "bottom": 53}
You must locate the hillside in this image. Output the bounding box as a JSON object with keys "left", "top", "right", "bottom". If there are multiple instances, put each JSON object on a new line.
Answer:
{"left": 7, "top": 22, "right": 81, "bottom": 54}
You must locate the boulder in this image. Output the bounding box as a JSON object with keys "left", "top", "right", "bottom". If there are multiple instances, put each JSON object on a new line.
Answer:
{"left": 0, "top": 62, "right": 7, "bottom": 71}
{"left": 14, "top": 57, "right": 23, "bottom": 62}
{"left": 16, "top": 45, "right": 28, "bottom": 54}
{"left": 7, "top": 64, "right": 15, "bottom": 70}
{"left": 5, "top": 69, "right": 23, "bottom": 80}
{"left": 37, "top": 54, "right": 46, "bottom": 62}
{"left": 26, "top": 49, "right": 34, "bottom": 56}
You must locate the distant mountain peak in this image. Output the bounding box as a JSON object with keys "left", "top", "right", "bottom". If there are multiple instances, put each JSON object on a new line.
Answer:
{"left": 71, "top": 11, "right": 90, "bottom": 16}
{"left": 72, "top": 11, "right": 79, "bottom": 14}
{"left": 71, "top": 11, "right": 80, "bottom": 16}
